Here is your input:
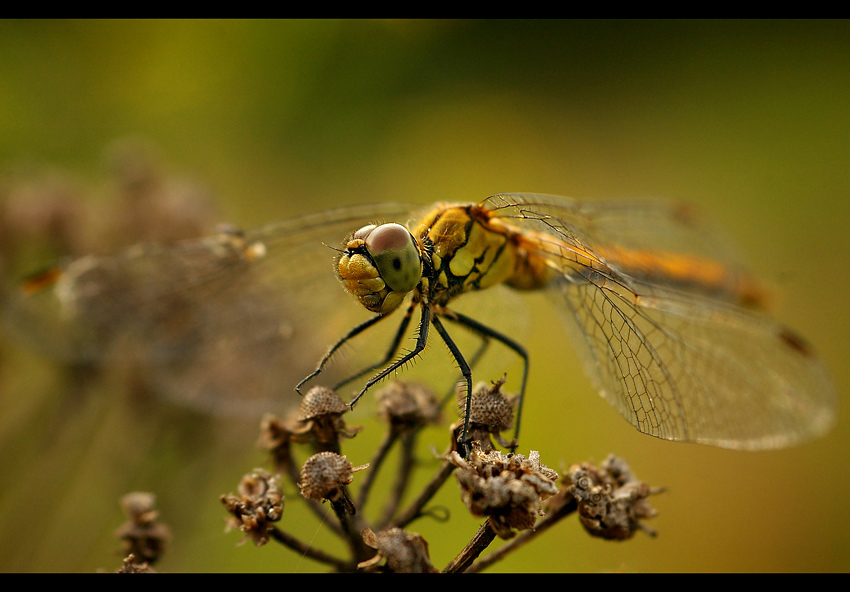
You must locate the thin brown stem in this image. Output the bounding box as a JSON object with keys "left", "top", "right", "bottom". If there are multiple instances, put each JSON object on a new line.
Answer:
{"left": 355, "top": 428, "right": 399, "bottom": 510}
{"left": 391, "top": 452, "right": 456, "bottom": 529}
{"left": 442, "top": 519, "right": 497, "bottom": 573}
{"left": 464, "top": 496, "right": 578, "bottom": 573}
{"left": 377, "top": 430, "right": 418, "bottom": 529}
{"left": 268, "top": 526, "right": 353, "bottom": 571}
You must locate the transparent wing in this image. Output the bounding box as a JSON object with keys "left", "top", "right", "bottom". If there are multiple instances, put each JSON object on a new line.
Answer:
{"left": 482, "top": 193, "right": 837, "bottom": 449}
{"left": 1, "top": 202, "right": 418, "bottom": 418}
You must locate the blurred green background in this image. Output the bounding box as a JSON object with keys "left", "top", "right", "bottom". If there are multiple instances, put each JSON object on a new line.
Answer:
{"left": 0, "top": 19, "right": 848, "bottom": 573}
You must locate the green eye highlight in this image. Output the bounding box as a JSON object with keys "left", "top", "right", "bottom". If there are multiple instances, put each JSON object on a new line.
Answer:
{"left": 364, "top": 223, "right": 421, "bottom": 293}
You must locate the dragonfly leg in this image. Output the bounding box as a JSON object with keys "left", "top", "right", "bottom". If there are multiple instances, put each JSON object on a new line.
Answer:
{"left": 348, "top": 304, "right": 432, "bottom": 409}
{"left": 295, "top": 312, "right": 388, "bottom": 394}
{"left": 443, "top": 309, "right": 529, "bottom": 453}
{"left": 332, "top": 300, "right": 416, "bottom": 391}
{"left": 430, "top": 314, "right": 474, "bottom": 456}
{"left": 437, "top": 329, "right": 491, "bottom": 410}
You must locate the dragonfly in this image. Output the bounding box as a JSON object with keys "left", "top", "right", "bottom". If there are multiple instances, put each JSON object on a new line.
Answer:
{"left": 3, "top": 193, "right": 837, "bottom": 449}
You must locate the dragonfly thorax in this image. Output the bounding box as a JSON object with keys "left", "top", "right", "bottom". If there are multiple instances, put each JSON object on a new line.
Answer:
{"left": 412, "top": 204, "right": 534, "bottom": 307}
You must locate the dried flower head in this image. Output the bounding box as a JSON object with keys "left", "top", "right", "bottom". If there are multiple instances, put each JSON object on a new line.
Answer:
{"left": 120, "top": 492, "right": 159, "bottom": 525}
{"left": 257, "top": 413, "right": 295, "bottom": 474}
{"left": 299, "top": 385, "right": 349, "bottom": 419}
{"left": 114, "top": 492, "right": 170, "bottom": 564}
{"left": 358, "top": 527, "right": 438, "bottom": 573}
{"left": 291, "top": 386, "right": 361, "bottom": 448}
{"left": 115, "top": 554, "right": 156, "bottom": 573}
{"left": 566, "top": 454, "right": 661, "bottom": 540}
{"left": 454, "top": 376, "right": 517, "bottom": 450}
{"left": 449, "top": 446, "right": 559, "bottom": 539}
{"left": 220, "top": 469, "right": 284, "bottom": 547}
{"left": 376, "top": 381, "right": 441, "bottom": 428}
{"left": 299, "top": 452, "right": 368, "bottom": 509}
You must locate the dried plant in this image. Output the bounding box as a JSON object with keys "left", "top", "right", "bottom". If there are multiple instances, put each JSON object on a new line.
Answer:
{"left": 222, "top": 380, "right": 662, "bottom": 573}
{"left": 111, "top": 492, "right": 171, "bottom": 573}
{"left": 3, "top": 147, "right": 662, "bottom": 573}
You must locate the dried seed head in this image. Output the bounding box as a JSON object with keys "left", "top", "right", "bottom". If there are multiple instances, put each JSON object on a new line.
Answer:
{"left": 566, "top": 454, "right": 661, "bottom": 540}
{"left": 461, "top": 377, "right": 515, "bottom": 433}
{"left": 601, "top": 453, "right": 636, "bottom": 486}
{"left": 299, "top": 386, "right": 349, "bottom": 420}
{"left": 292, "top": 386, "right": 361, "bottom": 447}
{"left": 358, "top": 527, "right": 438, "bottom": 573}
{"left": 376, "top": 381, "right": 441, "bottom": 428}
{"left": 120, "top": 492, "right": 158, "bottom": 525}
{"left": 257, "top": 413, "right": 291, "bottom": 450}
{"left": 115, "top": 492, "right": 170, "bottom": 564}
{"left": 220, "top": 469, "right": 284, "bottom": 547}
{"left": 454, "top": 376, "right": 518, "bottom": 451}
{"left": 449, "top": 446, "right": 559, "bottom": 539}
{"left": 257, "top": 413, "right": 295, "bottom": 473}
{"left": 299, "top": 452, "right": 368, "bottom": 505}
{"left": 116, "top": 554, "right": 156, "bottom": 573}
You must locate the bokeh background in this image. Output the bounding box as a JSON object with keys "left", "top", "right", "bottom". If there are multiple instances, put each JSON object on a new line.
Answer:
{"left": 0, "top": 19, "right": 847, "bottom": 573}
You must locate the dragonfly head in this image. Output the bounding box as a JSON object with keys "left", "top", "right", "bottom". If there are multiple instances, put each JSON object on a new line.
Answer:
{"left": 337, "top": 222, "right": 422, "bottom": 314}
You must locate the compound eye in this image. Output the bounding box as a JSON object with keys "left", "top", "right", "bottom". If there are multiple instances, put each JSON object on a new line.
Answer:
{"left": 364, "top": 223, "right": 421, "bottom": 293}
{"left": 352, "top": 224, "right": 376, "bottom": 241}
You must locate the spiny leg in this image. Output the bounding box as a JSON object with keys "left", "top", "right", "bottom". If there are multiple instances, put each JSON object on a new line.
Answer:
{"left": 444, "top": 309, "right": 529, "bottom": 452}
{"left": 348, "top": 304, "right": 432, "bottom": 409}
{"left": 438, "top": 330, "right": 492, "bottom": 411}
{"left": 332, "top": 300, "right": 416, "bottom": 391}
{"left": 295, "top": 312, "right": 389, "bottom": 394}
{"left": 429, "top": 314, "right": 474, "bottom": 456}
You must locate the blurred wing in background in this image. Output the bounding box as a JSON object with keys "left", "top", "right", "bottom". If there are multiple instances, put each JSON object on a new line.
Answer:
{"left": 2, "top": 202, "right": 419, "bottom": 419}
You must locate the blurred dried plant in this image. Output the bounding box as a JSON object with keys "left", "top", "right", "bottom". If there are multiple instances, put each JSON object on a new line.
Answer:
{"left": 110, "top": 492, "right": 171, "bottom": 573}
{"left": 0, "top": 141, "right": 285, "bottom": 573}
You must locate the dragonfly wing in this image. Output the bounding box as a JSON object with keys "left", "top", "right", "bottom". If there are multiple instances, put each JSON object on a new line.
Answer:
{"left": 483, "top": 192, "right": 751, "bottom": 285}
{"left": 554, "top": 276, "right": 836, "bottom": 449}
{"left": 2, "top": 202, "right": 418, "bottom": 417}
{"left": 481, "top": 193, "right": 837, "bottom": 449}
